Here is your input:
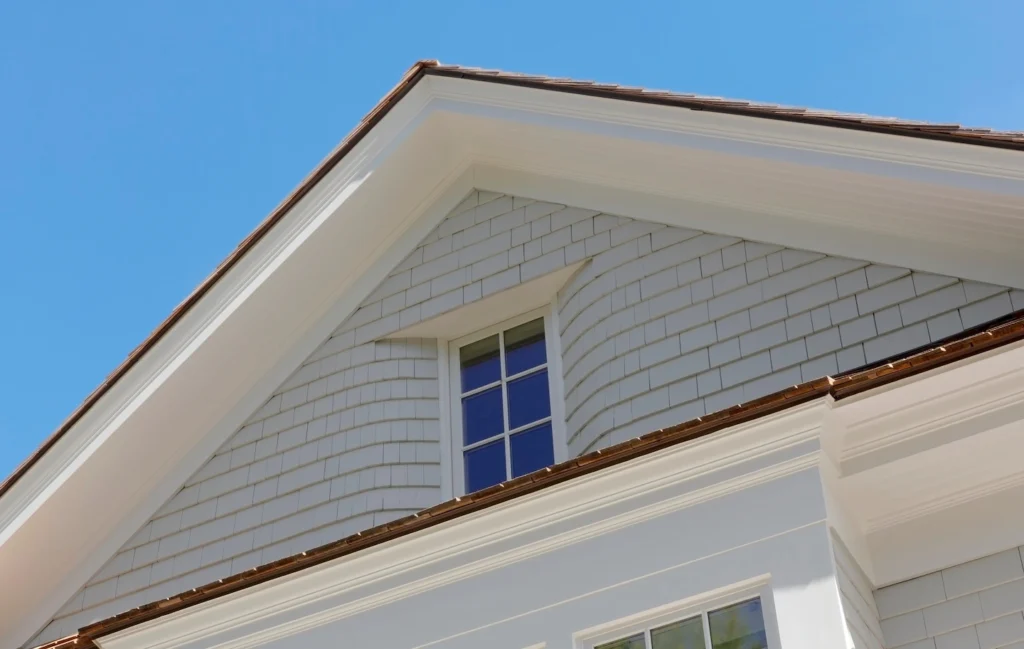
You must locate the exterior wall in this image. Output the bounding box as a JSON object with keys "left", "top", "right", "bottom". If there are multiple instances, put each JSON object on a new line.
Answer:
{"left": 273, "top": 471, "right": 842, "bottom": 649}
{"left": 33, "top": 190, "right": 1023, "bottom": 646}
{"left": 150, "top": 427, "right": 850, "bottom": 649}
{"left": 31, "top": 337, "right": 443, "bottom": 644}
{"left": 552, "top": 212, "right": 1019, "bottom": 455}
{"left": 834, "top": 532, "right": 885, "bottom": 649}
{"left": 875, "top": 547, "right": 1024, "bottom": 649}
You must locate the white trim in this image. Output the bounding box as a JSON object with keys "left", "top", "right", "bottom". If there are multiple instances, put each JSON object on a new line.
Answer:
{"left": 547, "top": 295, "right": 569, "bottom": 465}
{"left": 389, "top": 262, "right": 584, "bottom": 340}
{"left": 98, "top": 400, "right": 826, "bottom": 649}
{"left": 436, "top": 338, "right": 454, "bottom": 502}
{"left": 10, "top": 68, "right": 1024, "bottom": 646}
{"left": 573, "top": 577, "right": 773, "bottom": 649}
{"left": 445, "top": 307, "right": 565, "bottom": 496}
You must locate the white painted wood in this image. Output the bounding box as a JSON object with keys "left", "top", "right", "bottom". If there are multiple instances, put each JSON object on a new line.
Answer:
{"left": 97, "top": 400, "right": 837, "bottom": 649}
{"left": 573, "top": 577, "right": 774, "bottom": 648}
{"left": 10, "top": 67, "right": 1024, "bottom": 648}
{"left": 444, "top": 307, "right": 564, "bottom": 496}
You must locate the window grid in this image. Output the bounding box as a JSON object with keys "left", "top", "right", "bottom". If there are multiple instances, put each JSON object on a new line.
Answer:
{"left": 458, "top": 328, "right": 552, "bottom": 481}
{"left": 594, "top": 597, "right": 766, "bottom": 649}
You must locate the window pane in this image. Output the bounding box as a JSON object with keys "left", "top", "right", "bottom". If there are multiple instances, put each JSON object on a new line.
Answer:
{"left": 507, "top": 369, "right": 550, "bottom": 429}
{"left": 651, "top": 615, "right": 706, "bottom": 649}
{"left": 709, "top": 599, "right": 768, "bottom": 649}
{"left": 464, "top": 439, "right": 506, "bottom": 493}
{"left": 510, "top": 422, "right": 555, "bottom": 478}
{"left": 460, "top": 334, "right": 500, "bottom": 392}
{"left": 596, "top": 634, "right": 646, "bottom": 649}
{"left": 504, "top": 318, "right": 546, "bottom": 376}
{"left": 462, "top": 386, "right": 504, "bottom": 446}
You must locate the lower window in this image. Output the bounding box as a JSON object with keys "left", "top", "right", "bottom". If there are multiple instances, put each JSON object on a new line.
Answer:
{"left": 596, "top": 598, "right": 768, "bottom": 649}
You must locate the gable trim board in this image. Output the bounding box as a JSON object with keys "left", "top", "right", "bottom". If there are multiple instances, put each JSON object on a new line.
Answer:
{"left": 30, "top": 312, "right": 1024, "bottom": 649}
{"left": 4, "top": 60, "right": 1024, "bottom": 649}
{"left": 6, "top": 58, "right": 1024, "bottom": 505}
{"left": 37, "top": 187, "right": 1024, "bottom": 647}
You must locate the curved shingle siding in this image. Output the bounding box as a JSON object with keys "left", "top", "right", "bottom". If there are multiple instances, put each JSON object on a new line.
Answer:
{"left": 32, "top": 334, "right": 441, "bottom": 645}
{"left": 32, "top": 190, "right": 1020, "bottom": 646}
{"left": 557, "top": 221, "right": 1016, "bottom": 456}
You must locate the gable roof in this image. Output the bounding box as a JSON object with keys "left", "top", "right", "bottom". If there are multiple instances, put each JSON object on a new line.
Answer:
{"left": 5, "top": 59, "right": 1023, "bottom": 505}
{"left": 31, "top": 309, "right": 1024, "bottom": 649}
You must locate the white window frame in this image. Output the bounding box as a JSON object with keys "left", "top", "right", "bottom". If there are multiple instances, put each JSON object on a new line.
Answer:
{"left": 438, "top": 301, "right": 568, "bottom": 499}
{"left": 573, "top": 577, "right": 778, "bottom": 649}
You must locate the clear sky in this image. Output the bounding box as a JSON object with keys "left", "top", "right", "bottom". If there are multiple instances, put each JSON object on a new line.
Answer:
{"left": 1, "top": 0, "right": 1021, "bottom": 480}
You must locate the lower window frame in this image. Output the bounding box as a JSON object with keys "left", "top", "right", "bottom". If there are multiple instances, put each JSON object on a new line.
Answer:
{"left": 574, "top": 577, "right": 777, "bottom": 649}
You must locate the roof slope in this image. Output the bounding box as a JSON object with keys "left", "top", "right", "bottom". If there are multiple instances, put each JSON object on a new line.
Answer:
{"left": 32, "top": 309, "right": 1024, "bottom": 649}
{"left": 4, "top": 60, "right": 1022, "bottom": 504}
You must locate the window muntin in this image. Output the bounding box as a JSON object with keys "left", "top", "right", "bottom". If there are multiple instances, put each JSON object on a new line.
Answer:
{"left": 595, "top": 598, "right": 768, "bottom": 649}
{"left": 457, "top": 317, "right": 555, "bottom": 493}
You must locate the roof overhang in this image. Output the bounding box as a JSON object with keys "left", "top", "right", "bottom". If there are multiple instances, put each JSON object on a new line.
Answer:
{"left": 3, "top": 63, "right": 1023, "bottom": 647}
{"left": 65, "top": 327, "right": 1024, "bottom": 649}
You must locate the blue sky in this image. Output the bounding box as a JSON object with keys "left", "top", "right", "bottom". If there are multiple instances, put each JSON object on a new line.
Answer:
{"left": 1, "top": 0, "right": 1021, "bottom": 480}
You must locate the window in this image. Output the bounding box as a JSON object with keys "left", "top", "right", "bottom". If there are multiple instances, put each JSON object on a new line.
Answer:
{"left": 447, "top": 310, "right": 564, "bottom": 495}
{"left": 595, "top": 599, "right": 768, "bottom": 649}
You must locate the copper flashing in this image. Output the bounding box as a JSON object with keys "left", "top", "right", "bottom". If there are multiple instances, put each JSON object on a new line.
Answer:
{"left": 34, "top": 311, "right": 1024, "bottom": 649}
{"left": 6, "top": 60, "right": 1023, "bottom": 504}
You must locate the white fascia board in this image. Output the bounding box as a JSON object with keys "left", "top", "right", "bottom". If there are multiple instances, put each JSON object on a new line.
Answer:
{"left": 5, "top": 71, "right": 1024, "bottom": 646}
{"left": 827, "top": 341, "right": 1024, "bottom": 583}
{"left": 421, "top": 74, "right": 1024, "bottom": 287}
{"left": 98, "top": 400, "right": 829, "bottom": 649}
{"left": 834, "top": 340, "right": 1024, "bottom": 469}
{"left": 0, "top": 82, "right": 473, "bottom": 647}
{"left": 427, "top": 76, "right": 1024, "bottom": 189}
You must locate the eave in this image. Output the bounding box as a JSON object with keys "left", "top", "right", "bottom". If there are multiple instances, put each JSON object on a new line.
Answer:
{"left": 35, "top": 312, "right": 1024, "bottom": 649}
{"left": 3, "top": 60, "right": 1023, "bottom": 648}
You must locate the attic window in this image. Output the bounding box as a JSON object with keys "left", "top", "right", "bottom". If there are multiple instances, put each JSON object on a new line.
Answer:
{"left": 445, "top": 308, "right": 566, "bottom": 495}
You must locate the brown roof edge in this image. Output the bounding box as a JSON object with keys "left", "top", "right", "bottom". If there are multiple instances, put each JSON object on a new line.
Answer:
{"left": 34, "top": 310, "right": 1024, "bottom": 649}
{"left": 0, "top": 60, "right": 443, "bottom": 502}
{"left": 6, "top": 59, "right": 1022, "bottom": 503}
{"left": 423, "top": 65, "right": 1024, "bottom": 150}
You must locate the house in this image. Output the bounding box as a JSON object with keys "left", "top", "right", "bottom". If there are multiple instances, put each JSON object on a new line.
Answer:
{"left": 3, "top": 60, "right": 1024, "bottom": 649}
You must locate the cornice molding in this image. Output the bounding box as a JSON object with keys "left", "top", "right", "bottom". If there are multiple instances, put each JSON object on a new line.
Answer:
{"left": 99, "top": 402, "right": 828, "bottom": 649}
{"left": 425, "top": 76, "right": 1024, "bottom": 185}
{"left": 7, "top": 69, "right": 1024, "bottom": 647}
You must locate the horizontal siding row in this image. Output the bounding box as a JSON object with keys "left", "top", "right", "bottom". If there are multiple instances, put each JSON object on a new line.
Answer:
{"left": 31, "top": 190, "right": 1024, "bottom": 646}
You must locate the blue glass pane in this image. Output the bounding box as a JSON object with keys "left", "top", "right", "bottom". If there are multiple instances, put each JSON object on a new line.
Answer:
{"left": 504, "top": 318, "right": 546, "bottom": 376}
{"left": 462, "top": 386, "right": 504, "bottom": 445}
{"left": 460, "top": 334, "right": 500, "bottom": 392}
{"left": 510, "top": 422, "right": 554, "bottom": 478}
{"left": 465, "top": 439, "right": 506, "bottom": 493}
{"left": 507, "top": 370, "right": 550, "bottom": 430}
{"left": 709, "top": 598, "right": 768, "bottom": 649}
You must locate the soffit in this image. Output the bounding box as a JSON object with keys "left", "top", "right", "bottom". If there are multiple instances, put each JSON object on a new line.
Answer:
{"left": 5, "top": 61, "right": 1024, "bottom": 648}
{"left": 32, "top": 313, "right": 1024, "bottom": 649}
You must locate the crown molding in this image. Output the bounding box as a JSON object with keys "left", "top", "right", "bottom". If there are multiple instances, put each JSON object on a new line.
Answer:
{"left": 7, "top": 69, "right": 1024, "bottom": 647}
{"left": 98, "top": 402, "right": 828, "bottom": 649}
